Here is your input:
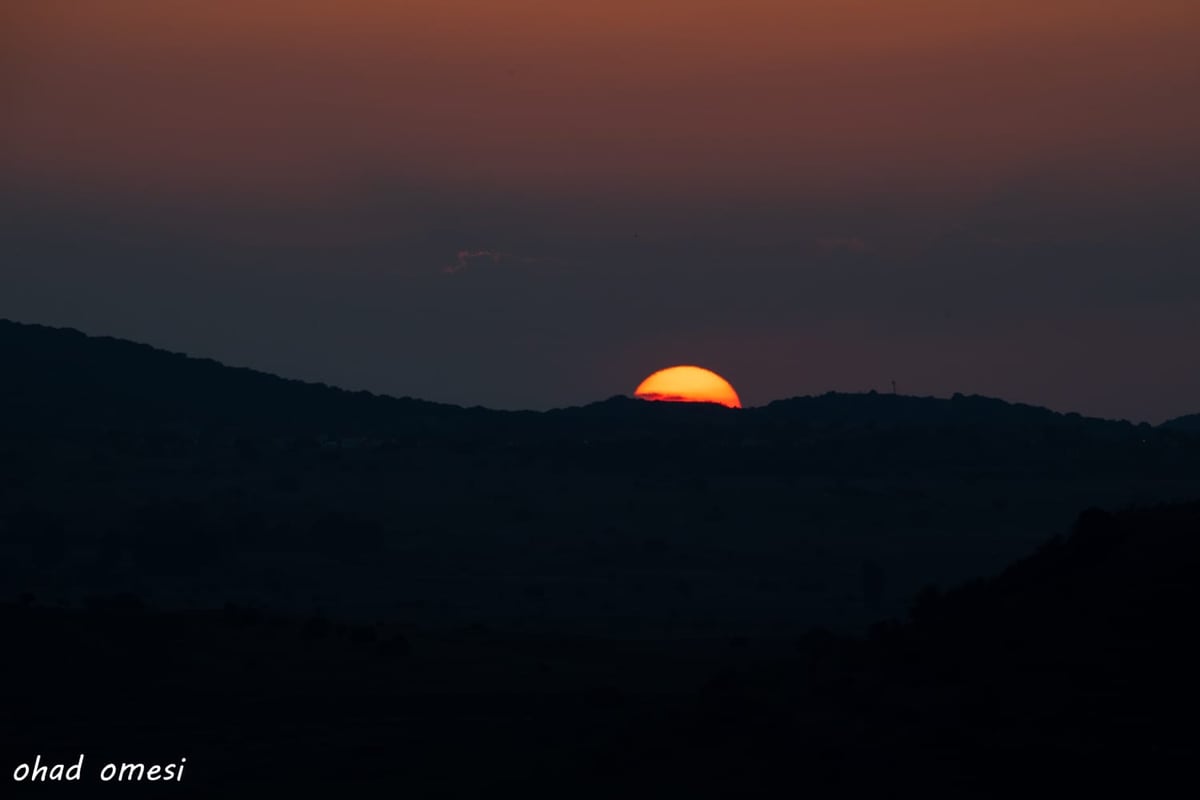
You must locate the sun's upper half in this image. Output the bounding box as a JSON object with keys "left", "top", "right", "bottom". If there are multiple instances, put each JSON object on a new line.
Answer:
{"left": 634, "top": 365, "right": 741, "bottom": 408}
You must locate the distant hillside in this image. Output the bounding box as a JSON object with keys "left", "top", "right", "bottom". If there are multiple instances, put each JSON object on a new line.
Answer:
{"left": 3, "top": 319, "right": 1199, "bottom": 479}
{"left": 758, "top": 390, "right": 1101, "bottom": 429}
{"left": 1163, "top": 413, "right": 1200, "bottom": 433}
{"left": 0, "top": 319, "right": 465, "bottom": 436}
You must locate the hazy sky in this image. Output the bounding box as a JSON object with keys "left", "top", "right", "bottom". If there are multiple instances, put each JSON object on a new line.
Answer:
{"left": 3, "top": 1, "right": 1199, "bottom": 421}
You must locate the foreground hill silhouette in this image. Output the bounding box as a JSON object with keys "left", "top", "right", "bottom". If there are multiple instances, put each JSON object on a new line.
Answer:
{"left": 614, "top": 501, "right": 1200, "bottom": 795}
{"left": 3, "top": 502, "right": 1196, "bottom": 796}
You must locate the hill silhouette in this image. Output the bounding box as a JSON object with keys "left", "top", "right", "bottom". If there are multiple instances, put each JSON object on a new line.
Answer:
{"left": 4, "top": 502, "right": 1196, "bottom": 796}
{"left": 2, "top": 318, "right": 1196, "bottom": 479}
{"left": 0, "top": 319, "right": 1173, "bottom": 437}
{"left": 3, "top": 318, "right": 1200, "bottom": 794}
{"left": 1163, "top": 412, "right": 1200, "bottom": 433}
{"left": 0, "top": 319, "right": 463, "bottom": 436}
{"left": 608, "top": 501, "right": 1200, "bottom": 795}
{"left": 3, "top": 317, "right": 1200, "bottom": 631}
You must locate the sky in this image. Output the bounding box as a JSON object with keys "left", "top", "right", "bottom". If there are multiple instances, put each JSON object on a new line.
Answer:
{"left": 3, "top": 1, "right": 1199, "bottom": 421}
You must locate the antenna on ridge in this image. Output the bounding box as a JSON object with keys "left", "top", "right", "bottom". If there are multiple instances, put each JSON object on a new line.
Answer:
{"left": 891, "top": 379, "right": 897, "bottom": 395}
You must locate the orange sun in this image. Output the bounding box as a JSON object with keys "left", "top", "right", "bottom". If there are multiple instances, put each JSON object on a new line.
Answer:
{"left": 634, "top": 365, "right": 742, "bottom": 409}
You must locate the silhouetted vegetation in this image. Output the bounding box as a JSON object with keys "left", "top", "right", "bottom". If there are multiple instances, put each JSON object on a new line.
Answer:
{"left": 2, "top": 503, "right": 1195, "bottom": 795}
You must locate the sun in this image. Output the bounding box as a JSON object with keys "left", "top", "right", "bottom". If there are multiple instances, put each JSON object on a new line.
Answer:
{"left": 634, "top": 365, "right": 742, "bottom": 409}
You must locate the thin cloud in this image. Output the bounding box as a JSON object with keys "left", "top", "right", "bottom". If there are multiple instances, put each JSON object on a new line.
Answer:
{"left": 442, "top": 248, "right": 566, "bottom": 275}
{"left": 444, "top": 249, "right": 502, "bottom": 274}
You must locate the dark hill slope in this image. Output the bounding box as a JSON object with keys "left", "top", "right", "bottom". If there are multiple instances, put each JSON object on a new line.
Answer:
{"left": 3, "top": 504, "right": 1196, "bottom": 796}
{"left": 759, "top": 389, "right": 1103, "bottom": 430}
{"left": 615, "top": 502, "right": 1200, "bottom": 795}
{"left": 0, "top": 319, "right": 465, "bottom": 436}
{"left": 3, "top": 318, "right": 1199, "bottom": 478}
{"left": 1162, "top": 412, "right": 1200, "bottom": 434}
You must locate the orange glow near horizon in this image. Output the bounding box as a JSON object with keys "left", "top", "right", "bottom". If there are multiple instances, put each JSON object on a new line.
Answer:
{"left": 635, "top": 366, "right": 741, "bottom": 409}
